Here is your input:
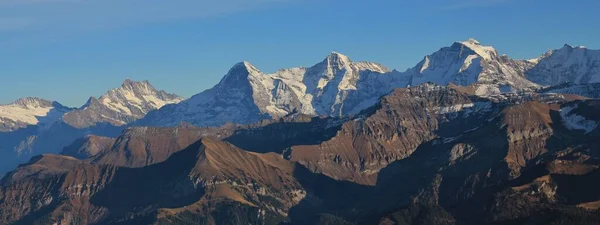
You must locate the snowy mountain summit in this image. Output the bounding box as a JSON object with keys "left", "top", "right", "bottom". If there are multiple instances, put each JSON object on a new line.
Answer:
{"left": 139, "top": 38, "right": 600, "bottom": 127}
{"left": 0, "top": 97, "right": 71, "bottom": 132}
{"left": 526, "top": 44, "right": 600, "bottom": 85}
{"left": 139, "top": 52, "right": 408, "bottom": 127}
{"left": 407, "top": 38, "right": 539, "bottom": 96}
{"left": 63, "top": 79, "right": 184, "bottom": 128}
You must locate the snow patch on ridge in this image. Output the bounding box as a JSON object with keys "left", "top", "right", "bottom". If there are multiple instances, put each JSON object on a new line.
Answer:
{"left": 0, "top": 98, "right": 60, "bottom": 126}
{"left": 432, "top": 101, "right": 492, "bottom": 116}
{"left": 459, "top": 38, "right": 496, "bottom": 60}
{"left": 560, "top": 104, "right": 598, "bottom": 134}
{"left": 0, "top": 104, "right": 53, "bottom": 125}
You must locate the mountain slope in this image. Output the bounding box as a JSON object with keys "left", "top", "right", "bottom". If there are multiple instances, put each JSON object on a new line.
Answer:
{"left": 0, "top": 138, "right": 305, "bottom": 225}
{"left": 88, "top": 125, "right": 236, "bottom": 168}
{"left": 60, "top": 135, "right": 116, "bottom": 160}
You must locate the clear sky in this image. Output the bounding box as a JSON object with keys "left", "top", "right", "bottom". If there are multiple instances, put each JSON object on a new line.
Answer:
{"left": 1, "top": 0, "right": 599, "bottom": 107}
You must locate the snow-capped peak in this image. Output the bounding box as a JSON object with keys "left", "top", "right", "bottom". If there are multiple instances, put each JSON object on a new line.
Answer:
{"left": 0, "top": 97, "right": 70, "bottom": 130}
{"left": 231, "top": 61, "right": 262, "bottom": 74}
{"left": 463, "top": 38, "right": 481, "bottom": 45}
{"left": 119, "top": 79, "right": 157, "bottom": 96}
{"left": 457, "top": 38, "right": 497, "bottom": 60}
{"left": 526, "top": 44, "right": 600, "bottom": 85}
{"left": 98, "top": 79, "right": 183, "bottom": 115}
{"left": 8, "top": 97, "right": 54, "bottom": 109}
{"left": 323, "top": 51, "right": 352, "bottom": 70}
{"left": 62, "top": 79, "right": 184, "bottom": 128}
{"left": 562, "top": 44, "right": 574, "bottom": 49}
{"left": 409, "top": 38, "right": 539, "bottom": 95}
{"left": 218, "top": 61, "right": 266, "bottom": 88}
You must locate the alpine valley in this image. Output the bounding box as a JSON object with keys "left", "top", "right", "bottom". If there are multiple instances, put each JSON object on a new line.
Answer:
{"left": 1, "top": 39, "right": 600, "bottom": 225}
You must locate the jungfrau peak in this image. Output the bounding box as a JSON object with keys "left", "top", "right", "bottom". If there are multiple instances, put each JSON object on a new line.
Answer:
{"left": 407, "top": 38, "right": 539, "bottom": 96}
{"left": 459, "top": 38, "right": 497, "bottom": 60}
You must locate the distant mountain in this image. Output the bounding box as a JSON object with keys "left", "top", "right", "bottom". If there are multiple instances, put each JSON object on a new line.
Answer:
{"left": 0, "top": 79, "right": 183, "bottom": 176}
{"left": 527, "top": 44, "right": 600, "bottom": 85}
{"left": 2, "top": 38, "right": 600, "bottom": 177}
{"left": 138, "top": 52, "right": 408, "bottom": 127}
{"left": 405, "top": 38, "right": 539, "bottom": 95}
{"left": 63, "top": 79, "right": 183, "bottom": 128}
{"left": 0, "top": 97, "right": 72, "bottom": 132}
{"left": 139, "top": 39, "right": 600, "bottom": 128}
{"left": 2, "top": 84, "right": 599, "bottom": 225}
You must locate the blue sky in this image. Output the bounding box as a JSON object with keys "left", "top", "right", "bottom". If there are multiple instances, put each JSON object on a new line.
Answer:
{"left": 1, "top": 0, "right": 599, "bottom": 107}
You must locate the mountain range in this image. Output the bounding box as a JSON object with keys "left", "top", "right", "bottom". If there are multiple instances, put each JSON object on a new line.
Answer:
{"left": 0, "top": 79, "right": 183, "bottom": 175}
{"left": 138, "top": 39, "right": 600, "bottom": 127}
{"left": 0, "top": 39, "right": 600, "bottom": 224}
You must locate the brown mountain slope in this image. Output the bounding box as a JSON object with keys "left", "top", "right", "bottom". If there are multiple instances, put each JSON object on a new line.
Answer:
{"left": 60, "top": 135, "right": 116, "bottom": 160}
{"left": 87, "top": 125, "right": 235, "bottom": 168}
{"left": 0, "top": 137, "right": 306, "bottom": 225}
{"left": 265, "top": 84, "right": 496, "bottom": 185}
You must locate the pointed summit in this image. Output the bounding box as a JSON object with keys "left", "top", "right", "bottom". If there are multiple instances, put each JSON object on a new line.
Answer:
{"left": 461, "top": 38, "right": 481, "bottom": 45}
{"left": 0, "top": 97, "right": 70, "bottom": 130}
{"left": 9, "top": 97, "right": 54, "bottom": 108}
{"left": 220, "top": 61, "right": 263, "bottom": 85}
{"left": 118, "top": 79, "right": 154, "bottom": 94}
{"left": 122, "top": 78, "right": 135, "bottom": 86}
{"left": 327, "top": 51, "right": 350, "bottom": 58}
{"left": 230, "top": 61, "right": 260, "bottom": 73}
{"left": 455, "top": 38, "right": 497, "bottom": 60}
{"left": 62, "top": 79, "right": 183, "bottom": 128}
{"left": 322, "top": 51, "right": 352, "bottom": 69}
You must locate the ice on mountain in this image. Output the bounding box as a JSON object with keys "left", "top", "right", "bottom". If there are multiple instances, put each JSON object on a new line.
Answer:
{"left": 560, "top": 104, "right": 598, "bottom": 134}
